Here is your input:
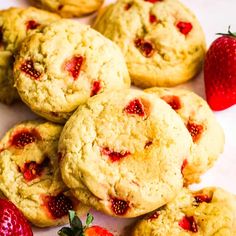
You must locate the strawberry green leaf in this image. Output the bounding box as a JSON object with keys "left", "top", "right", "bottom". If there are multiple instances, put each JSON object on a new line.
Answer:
{"left": 86, "top": 213, "right": 94, "bottom": 227}
{"left": 58, "top": 227, "right": 74, "bottom": 236}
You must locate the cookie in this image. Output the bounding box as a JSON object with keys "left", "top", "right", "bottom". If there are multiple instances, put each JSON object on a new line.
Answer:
{"left": 132, "top": 187, "right": 236, "bottom": 236}
{"left": 0, "top": 7, "right": 60, "bottom": 104}
{"left": 14, "top": 19, "right": 130, "bottom": 123}
{"left": 94, "top": 0, "right": 206, "bottom": 88}
{"left": 29, "top": 0, "right": 104, "bottom": 18}
{"left": 0, "top": 121, "right": 89, "bottom": 227}
{"left": 145, "top": 87, "right": 224, "bottom": 184}
{"left": 59, "top": 89, "right": 192, "bottom": 217}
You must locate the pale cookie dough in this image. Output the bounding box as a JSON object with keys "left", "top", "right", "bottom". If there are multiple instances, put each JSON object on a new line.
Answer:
{"left": 59, "top": 89, "right": 192, "bottom": 218}
{"left": 29, "top": 0, "right": 104, "bottom": 18}
{"left": 0, "top": 7, "right": 60, "bottom": 104}
{"left": 132, "top": 187, "right": 236, "bottom": 236}
{"left": 14, "top": 19, "right": 130, "bottom": 123}
{"left": 94, "top": 0, "right": 206, "bottom": 88}
{"left": 0, "top": 121, "right": 89, "bottom": 227}
{"left": 145, "top": 87, "right": 224, "bottom": 185}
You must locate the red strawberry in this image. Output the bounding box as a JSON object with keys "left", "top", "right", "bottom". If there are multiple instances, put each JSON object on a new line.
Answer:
{"left": 204, "top": 27, "right": 236, "bottom": 110}
{"left": 0, "top": 198, "right": 33, "bottom": 236}
{"left": 58, "top": 211, "right": 114, "bottom": 236}
{"left": 20, "top": 60, "right": 41, "bottom": 80}
{"left": 64, "top": 55, "right": 83, "bottom": 80}
{"left": 26, "top": 20, "right": 40, "bottom": 30}
{"left": 194, "top": 194, "right": 212, "bottom": 204}
{"left": 178, "top": 216, "right": 198, "bottom": 232}
{"left": 101, "top": 147, "right": 130, "bottom": 162}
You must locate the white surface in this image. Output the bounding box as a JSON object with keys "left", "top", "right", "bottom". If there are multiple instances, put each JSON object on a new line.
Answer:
{"left": 0, "top": 0, "right": 236, "bottom": 235}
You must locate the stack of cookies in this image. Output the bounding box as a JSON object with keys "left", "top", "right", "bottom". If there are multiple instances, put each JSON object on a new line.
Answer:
{"left": 0, "top": 0, "right": 235, "bottom": 235}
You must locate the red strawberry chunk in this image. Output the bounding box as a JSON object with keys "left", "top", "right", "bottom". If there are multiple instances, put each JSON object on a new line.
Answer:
{"left": 58, "top": 4, "right": 64, "bottom": 10}
{"left": 161, "top": 95, "right": 181, "bottom": 110}
{"left": 85, "top": 226, "right": 114, "bottom": 236}
{"left": 181, "top": 159, "right": 188, "bottom": 174}
{"left": 145, "top": 0, "right": 162, "bottom": 3}
{"left": 149, "top": 14, "right": 158, "bottom": 24}
{"left": 26, "top": 20, "right": 40, "bottom": 30}
{"left": 64, "top": 55, "right": 83, "bottom": 80}
{"left": 9, "top": 129, "right": 41, "bottom": 148}
{"left": 178, "top": 216, "right": 198, "bottom": 232}
{"left": 194, "top": 194, "right": 212, "bottom": 204}
{"left": 177, "top": 21, "right": 193, "bottom": 35}
{"left": 147, "top": 211, "right": 160, "bottom": 221}
{"left": 124, "top": 98, "right": 146, "bottom": 117}
{"left": 101, "top": 147, "right": 130, "bottom": 162}
{"left": 110, "top": 197, "right": 129, "bottom": 216}
{"left": 144, "top": 141, "right": 153, "bottom": 148}
{"left": 124, "top": 3, "right": 132, "bottom": 10}
{"left": 134, "top": 38, "right": 154, "bottom": 57}
{"left": 91, "top": 80, "right": 102, "bottom": 97}
{"left": 20, "top": 60, "right": 41, "bottom": 80}
{"left": 186, "top": 122, "right": 204, "bottom": 143}
{"left": 43, "top": 194, "right": 73, "bottom": 219}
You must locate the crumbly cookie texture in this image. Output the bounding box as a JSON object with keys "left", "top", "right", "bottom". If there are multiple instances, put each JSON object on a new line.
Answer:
{"left": 29, "top": 0, "right": 104, "bottom": 18}
{"left": 0, "top": 121, "right": 89, "bottom": 227}
{"left": 94, "top": 0, "right": 206, "bottom": 88}
{"left": 59, "top": 89, "right": 192, "bottom": 218}
{"left": 132, "top": 187, "right": 236, "bottom": 236}
{"left": 145, "top": 87, "right": 225, "bottom": 185}
{"left": 0, "top": 7, "right": 60, "bottom": 104}
{"left": 14, "top": 19, "right": 130, "bottom": 123}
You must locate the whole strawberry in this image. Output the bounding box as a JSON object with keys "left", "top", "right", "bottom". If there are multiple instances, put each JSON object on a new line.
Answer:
{"left": 204, "top": 26, "right": 236, "bottom": 111}
{"left": 58, "top": 211, "right": 114, "bottom": 236}
{"left": 0, "top": 198, "right": 33, "bottom": 236}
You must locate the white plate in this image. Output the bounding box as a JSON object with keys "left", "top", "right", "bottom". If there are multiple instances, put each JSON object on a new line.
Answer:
{"left": 0, "top": 0, "right": 236, "bottom": 235}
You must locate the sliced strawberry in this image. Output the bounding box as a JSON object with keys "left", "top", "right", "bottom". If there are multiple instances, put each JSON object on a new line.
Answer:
{"left": 145, "top": 0, "right": 162, "bottom": 3}
{"left": 91, "top": 81, "right": 102, "bottom": 97}
{"left": 101, "top": 147, "right": 130, "bottom": 162}
{"left": 178, "top": 216, "right": 198, "bottom": 232}
{"left": 110, "top": 197, "right": 129, "bottom": 216}
{"left": 124, "top": 98, "right": 145, "bottom": 117}
{"left": 64, "top": 55, "right": 83, "bottom": 80}
{"left": 0, "top": 198, "right": 33, "bottom": 236}
{"left": 26, "top": 20, "right": 40, "bottom": 30}
{"left": 149, "top": 14, "right": 158, "bottom": 24}
{"left": 147, "top": 211, "right": 160, "bottom": 221}
{"left": 20, "top": 60, "right": 41, "bottom": 80}
{"left": 194, "top": 194, "right": 212, "bottom": 204}
{"left": 161, "top": 95, "right": 181, "bottom": 110}
{"left": 85, "top": 226, "right": 114, "bottom": 236}
{"left": 134, "top": 38, "right": 154, "bottom": 57}
{"left": 177, "top": 21, "right": 193, "bottom": 35}
{"left": 186, "top": 122, "right": 204, "bottom": 143}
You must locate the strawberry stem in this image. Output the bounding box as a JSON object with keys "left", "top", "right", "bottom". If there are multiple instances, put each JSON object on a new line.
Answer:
{"left": 216, "top": 26, "right": 236, "bottom": 37}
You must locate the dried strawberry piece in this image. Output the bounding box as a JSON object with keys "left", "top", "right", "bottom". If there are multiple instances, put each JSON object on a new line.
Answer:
{"left": 147, "top": 211, "right": 160, "bottom": 221}
{"left": 110, "top": 197, "right": 129, "bottom": 216}
{"left": 145, "top": 0, "right": 162, "bottom": 3}
{"left": 177, "top": 21, "right": 193, "bottom": 35}
{"left": 186, "top": 122, "right": 204, "bottom": 143}
{"left": 43, "top": 193, "right": 73, "bottom": 219}
{"left": 101, "top": 147, "right": 130, "bottom": 162}
{"left": 26, "top": 20, "right": 40, "bottom": 31}
{"left": 125, "top": 3, "right": 132, "bottom": 10}
{"left": 90, "top": 80, "right": 102, "bottom": 97}
{"left": 194, "top": 194, "right": 212, "bottom": 204}
{"left": 161, "top": 95, "right": 181, "bottom": 110}
{"left": 20, "top": 60, "right": 41, "bottom": 80}
{"left": 149, "top": 14, "right": 158, "bottom": 24}
{"left": 9, "top": 129, "right": 41, "bottom": 148}
{"left": 135, "top": 38, "right": 154, "bottom": 58}
{"left": 124, "top": 98, "right": 146, "bottom": 117}
{"left": 64, "top": 55, "right": 83, "bottom": 80}
{"left": 181, "top": 159, "right": 188, "bottom": 174}
{"left": 144, "top": 141, "right": 153, "bottom": 148}
{"left": 178, "top": 216, "right": 198, "bottom": 232}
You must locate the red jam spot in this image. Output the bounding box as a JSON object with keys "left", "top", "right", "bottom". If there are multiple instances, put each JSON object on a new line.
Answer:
{"left": 20, "top": 60, "right": 41, "bottom": 80}
{"left": 125, "top": 3, "right": 132, "bottom": 10}
{"left": 194, "top": 194, "right": 212, "bottom": 204}
{"left": 179, "top": 216, "right": 198, "bottom": 232}
{"left": 110, "top": 197, "right": 129, "bottom": 216}
{"left": 26, "top": 20, "right": 40, "bottom": 31}
{"left": 149, "top": 14, "right": 158, "bottom": 24}
{"left": 161, "top": 95, "right": 181, "bottom": 110}
{"left": 145, "top": 0, "right": 162, "bottom": 3}
{"left": 181, "top": 159, "right": 188, "bottom": 174}
{"left": 64, "top": 55, "right": 83, "bottom": 80}
{"left": 144, "top": 141, "right": 153, "bottom": 148}
{"left": 101, "top": 147, "right": 130, "bottom": 162}
{"left": 43, "top": 193, "right": 73, "bottom": 219}
{"left": 10, "top": 129, "right": 40, "bottom": 148}
{"left": 186, "top": 122, "right": 204, "bottom": 143}
{"left": 124, "top": 98, "right": 146, "bottom": 117}
{"left": 176, "top": 21, "right": 193, "bottom": 35}
{"left": 147, "top": 211, "right": 160, "bottom": 221}
{"left": 134, "top": 38, "right": 154, "bottom": 58}
{"left": 90, "top": 80, "right": 102, "bottom": 97}
{"left": 58, "top": 4, "right": 64, "bottom": 10}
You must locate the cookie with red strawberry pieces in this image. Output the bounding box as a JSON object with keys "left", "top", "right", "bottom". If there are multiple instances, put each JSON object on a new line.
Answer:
{"left": 14, "top": 19, "right": 130, "bottom": 123}
{"left": 145, "top": 87, "right": 224, "bottom": 184}
{"left": 0, "top": 121, "right": 89, "bottom": 227}
{"left": 59, "top": 89, "right": 192, "bottom": 217}
{"left": 132, "top": 187, "right": 236, "bottom": 236}
{"left": 0, "top": 7, "right": 60, "bottom": 104}
{"left": 29, "top": 0, "right": 104, "bottom": 18}
{"left": 94, "top": 0, "right": 206, "bottom": 88}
